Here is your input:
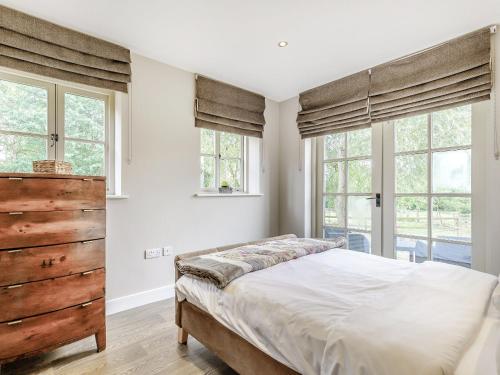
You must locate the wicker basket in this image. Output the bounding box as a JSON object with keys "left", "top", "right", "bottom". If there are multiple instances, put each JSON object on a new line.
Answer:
{"left": 32, "top": 160, "right": 73, "bottom": 175}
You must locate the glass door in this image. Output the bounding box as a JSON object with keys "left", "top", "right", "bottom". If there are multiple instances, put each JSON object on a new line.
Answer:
{"left": 316, "top": 126, "right": 382, "bottom": 255}
{"left": 382, "top": 104, "right": 486, "bottom": 270}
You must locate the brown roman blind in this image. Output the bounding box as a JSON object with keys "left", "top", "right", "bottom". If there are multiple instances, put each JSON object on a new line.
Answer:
{"left": 297, "top": 71, "right": 371, "bottom": 138}
{"left": 195, "top": 75, "right": 266, "bottom": 138}
{"left": 370, "top": 28, "right": 492, "bottom": 122}
{"left": 297, "top": 27, "right": 494, "bottom": 137}
{"left": 0, "top": 5, "right": 131, "bottom": 92}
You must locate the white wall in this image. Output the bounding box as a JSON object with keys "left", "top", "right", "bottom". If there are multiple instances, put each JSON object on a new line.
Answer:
{"left": 106, "top": 54, "right": 280, "bottom": 301}
{"left": 277, "top": 31, "right": 500, "bottom": 275}
{"left": 278, "top": 97, "right": 307, "bottom": 236}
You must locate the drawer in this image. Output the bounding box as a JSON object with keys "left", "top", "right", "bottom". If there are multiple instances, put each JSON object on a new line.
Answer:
{"left": 0, "top": 177, "right": 105, "bottom": 212}
{"left": 0, "top": 210, "right": 106, "bottom": 250}
{"left": 0, "top": 239, "right": 105, "bottom": 286}
{"left": 0, "top": 268, "right": 105, "bottom": 322}
{"left": 0, "top": 298, "right": 104, "bottom": 362}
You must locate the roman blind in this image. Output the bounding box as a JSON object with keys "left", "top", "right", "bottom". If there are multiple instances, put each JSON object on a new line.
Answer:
{"left": 195, "top": 75, "right": 266, "bottom": 138}
{"left": 0, "top": 5, "right": 131, "bottom": 92}
{"left": 370, "top": 28, "right": 492, "bottom": 122}
{"left": 297, "top": 71, "right": 370, "bottom": 138}
{"left": 297, "top": 27, "right": 494, "bottom": 138}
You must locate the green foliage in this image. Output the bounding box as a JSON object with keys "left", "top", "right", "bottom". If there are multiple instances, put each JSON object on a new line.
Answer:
{"left": 347, "top": 128, "right": 371, "bottom": 157}
{"left": 394, "top": 114, "right": 428, "bottom": 152}
{"left": 396, "top": 154, "right": 427, "bottom": 193}
{"left": 0, "top": 79, "right": 106, "bottom": 176}
{"left": 0, "top": 79, "right": 47, "bottom": 134}
{"left": 200, "top": 130, "right": 242, "bottom": 189}
{"left": 324, "top": 133, "right": 344, "bottom": 159}
{"left": 432, "top": 106, "right": 471, "bottom": 148}
{"left": 64, "top": 93, "right": 105, "bottom": 141}
{"left": 347, "top": 159, "right": 371, "bottom": 193}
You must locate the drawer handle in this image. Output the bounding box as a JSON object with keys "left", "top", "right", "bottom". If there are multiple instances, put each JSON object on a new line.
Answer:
{"left": 82, "top": 209, "right": 94, "bottom": 212}
{"left": 7, "top": 284, "right": 23, "bottom": 289}
{"left": 81, "top": 302, "right": 93, "bottom": 308}
{"left": 81, "top": 241, "right": 93, "bottom": 244}
{"left": 82, "top": 178, "right": 93, "bottom": 181}
{"left": 7, "top": 249, "right": 23, "bottom": 254}
{"left": 81, "top": 271, "right": 94, "bottom": 276}
{"left": 8, "top": 177, "right": 23, "bottom": 181}
{"left": 8, "top": 212, "right": 23, "bottom": 215}
{"left": 7, "top": 320, "right": 22, "bottom": 326}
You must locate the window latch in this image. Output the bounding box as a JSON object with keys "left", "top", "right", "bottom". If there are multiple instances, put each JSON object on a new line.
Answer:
{"left": 50, "top": 133, "right": 59, "bottom": 147}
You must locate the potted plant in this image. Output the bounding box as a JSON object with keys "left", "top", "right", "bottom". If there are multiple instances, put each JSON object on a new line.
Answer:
{"left": 219, "top": 180, "right": 233, "bottom": 194}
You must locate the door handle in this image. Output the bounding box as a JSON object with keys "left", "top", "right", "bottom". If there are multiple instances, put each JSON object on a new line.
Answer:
{"left": 366, "top": 193, "right": 381, "bottom": 207}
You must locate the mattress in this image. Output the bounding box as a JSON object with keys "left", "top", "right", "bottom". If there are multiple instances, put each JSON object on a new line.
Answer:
{"left": 176, "top": 249, "right": 499, "bottom": 375}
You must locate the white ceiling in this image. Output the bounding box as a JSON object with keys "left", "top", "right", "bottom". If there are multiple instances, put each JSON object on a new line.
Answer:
{"left": 1, "top": 0, "right": 500, "bottom": 101}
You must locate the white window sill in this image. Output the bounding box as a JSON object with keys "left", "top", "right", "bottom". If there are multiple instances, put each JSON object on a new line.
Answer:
{"left": 194, "top": 192, "right": 263, "bottom": 198}
{"left": 107, "top": 194, "right": 130, "bottom": 200}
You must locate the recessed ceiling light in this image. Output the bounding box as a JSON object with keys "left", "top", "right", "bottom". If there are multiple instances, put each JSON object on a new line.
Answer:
{"left": 278, "top": 41, "right": 288, "bottom": 48}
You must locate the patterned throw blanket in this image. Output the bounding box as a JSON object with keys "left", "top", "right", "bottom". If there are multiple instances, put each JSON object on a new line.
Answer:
{"left": 177, "top": 237, "right": 345, "bottom": 288}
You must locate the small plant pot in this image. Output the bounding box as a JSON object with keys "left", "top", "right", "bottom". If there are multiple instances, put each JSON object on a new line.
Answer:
{"left": 219, "top": 186, "right": 233, "bottom": 194}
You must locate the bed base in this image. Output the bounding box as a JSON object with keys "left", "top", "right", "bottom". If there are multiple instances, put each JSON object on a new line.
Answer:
{"left": 175, "top": 234, "right": 299, "bottom": 375}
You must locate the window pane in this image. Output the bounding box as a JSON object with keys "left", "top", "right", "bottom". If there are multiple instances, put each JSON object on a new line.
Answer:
{"left": 432, "top": 105, "right": 471, "bottom": 148}
{"left": 395, "top": 196, "right": 428, "bottom": 237}
{"left": 220, "top": 132, "right": 241, "bottom": 158}
{"left": 0, "top": 134, "right": 47, "bottom": 172}
{"left": 324, "top": 133, "right": 345, "bottom": 159}
{"left": 200, "top": 156, "right": 215, "bottom": 189}
{"left": 324, "top": 161, "right": 345, "bottom": 193}
{"left": 64, "top": 141, "right": 104, "bottom": 176}
{"left": 0, "top": 79, "right": 48, "bottom": 134}
{"left": 432, "top": 241, "right": 471, "bottom": 268}
{"left": 324, "top": 227, "right": 346, "bottom": 242}
{"left": 347, "top": 195, "right": 371, "bottom": 231}
{"left": 324, "top": 195, "right": 345, "bottom": 227}
{"left": 432, "top": 150, "right": 471, "bottom": 193}
{"left": 394, "top": 114, "right": 428, "bottom": 152}
{"left": 64, "top": 93, "right": 105, "bottom": 141}
{"left": 395, "top": 236, "right": 428, "bottom": 263}
{"left": 347, "top": 128, "right": 371, "bottom": 157}
{"left": 200, "top": 128, "right": 215, "bottom": 155}
{"left": 395, "top": 154, "right": 427, "bottom": 193}
{"left": 347, "top": 159, "right": 371, "bottom": 193}
{"left": 348, "top": 231, "right": 371, "bottom": 253}
{"left": 432, "top": 197, "right": 471, "bottom": 242}
{"left": 220, "top": 159, "right": 241, "bottom": 189}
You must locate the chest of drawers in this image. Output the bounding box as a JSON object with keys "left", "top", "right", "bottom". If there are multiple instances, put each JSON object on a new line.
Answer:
{"left": 0, "top": 173, "right": 106, "bottom": 365}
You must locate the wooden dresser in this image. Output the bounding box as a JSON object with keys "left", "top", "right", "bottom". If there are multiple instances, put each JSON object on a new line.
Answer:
{"left": 0, "top": 173, "right": 106, "bottom": 365}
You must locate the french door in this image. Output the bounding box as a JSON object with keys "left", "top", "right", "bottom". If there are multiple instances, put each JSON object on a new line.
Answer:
{"left": 315, "top": 126, "right": 383, "bottom": 256}
{"left": 316, "top": 103, "right": 487, "bottom": 271}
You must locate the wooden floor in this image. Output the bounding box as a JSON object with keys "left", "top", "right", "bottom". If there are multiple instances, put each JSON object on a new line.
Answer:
{"left": 2, "top": 298, "right": 237, "bottom": 375}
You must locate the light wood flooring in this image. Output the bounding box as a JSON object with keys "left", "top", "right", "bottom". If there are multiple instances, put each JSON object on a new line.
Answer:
{"left": 2, "top": 298, "right": 237, "bottom": 375}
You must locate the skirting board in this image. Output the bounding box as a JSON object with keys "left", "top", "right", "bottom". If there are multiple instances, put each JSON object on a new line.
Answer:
{"left": 106, "top": 284, "right": 175, "bottom": 315}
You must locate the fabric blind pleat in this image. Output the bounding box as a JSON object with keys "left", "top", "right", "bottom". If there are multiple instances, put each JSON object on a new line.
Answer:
{"left": 369, "top": 28, "right": 491, "bottom": 122}
{"left": 195, "top": 75, "right": 266, "bottom": 138}
{"left": 297, "top": 71, "right": 370, "bottom": 139}
{"left": 296, "top": 27, "right": 493, "bottom": 137}
{"left": 0, "top": 5, "right": 131, "bottom": 92}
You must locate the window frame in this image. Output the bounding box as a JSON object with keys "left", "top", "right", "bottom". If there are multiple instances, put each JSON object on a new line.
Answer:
{"left": 200, "top": 130, "right": 245, "bottom": 193}
{"left": 0, "top": 69, "right": 116, "bottom": 192}
{"left": 391, "top": 111, "right": 472, "bottom": 264}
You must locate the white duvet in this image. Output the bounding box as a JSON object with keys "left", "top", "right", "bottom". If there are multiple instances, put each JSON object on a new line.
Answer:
{"left": 176, "top": 249, "right": 498, "bottom": 375}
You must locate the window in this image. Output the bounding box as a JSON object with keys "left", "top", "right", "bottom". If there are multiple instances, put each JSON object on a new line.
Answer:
{"left": 317, "top": 127, "right": 374, "bottom": 253}
{"left": 392, "top": 106, "right": 472, "bottom": 267}
{"left": 315, "top": 103, "right": 484, "bottom": 270}
{"left": 0, "top": 71, "right": 112, "bottom": 179}
{"left": 200, "top": 129, "right": 244, "bottom": 192}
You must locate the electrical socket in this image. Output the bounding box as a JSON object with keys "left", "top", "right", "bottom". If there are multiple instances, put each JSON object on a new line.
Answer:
{"left": 162, "top": 246, "right": 173, "bottom": 256}
{"left": 145, "top": 248, "right": 162, "bottom": 259}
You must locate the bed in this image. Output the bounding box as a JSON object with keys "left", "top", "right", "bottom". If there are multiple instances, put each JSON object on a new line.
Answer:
{"left": 174, "top": 234, "right": 499, "bottom": 375}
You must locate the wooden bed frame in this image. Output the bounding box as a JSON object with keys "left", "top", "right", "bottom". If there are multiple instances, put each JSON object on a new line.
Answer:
{"left": 174, "top": 234, "right": 300, "bottom": 375}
